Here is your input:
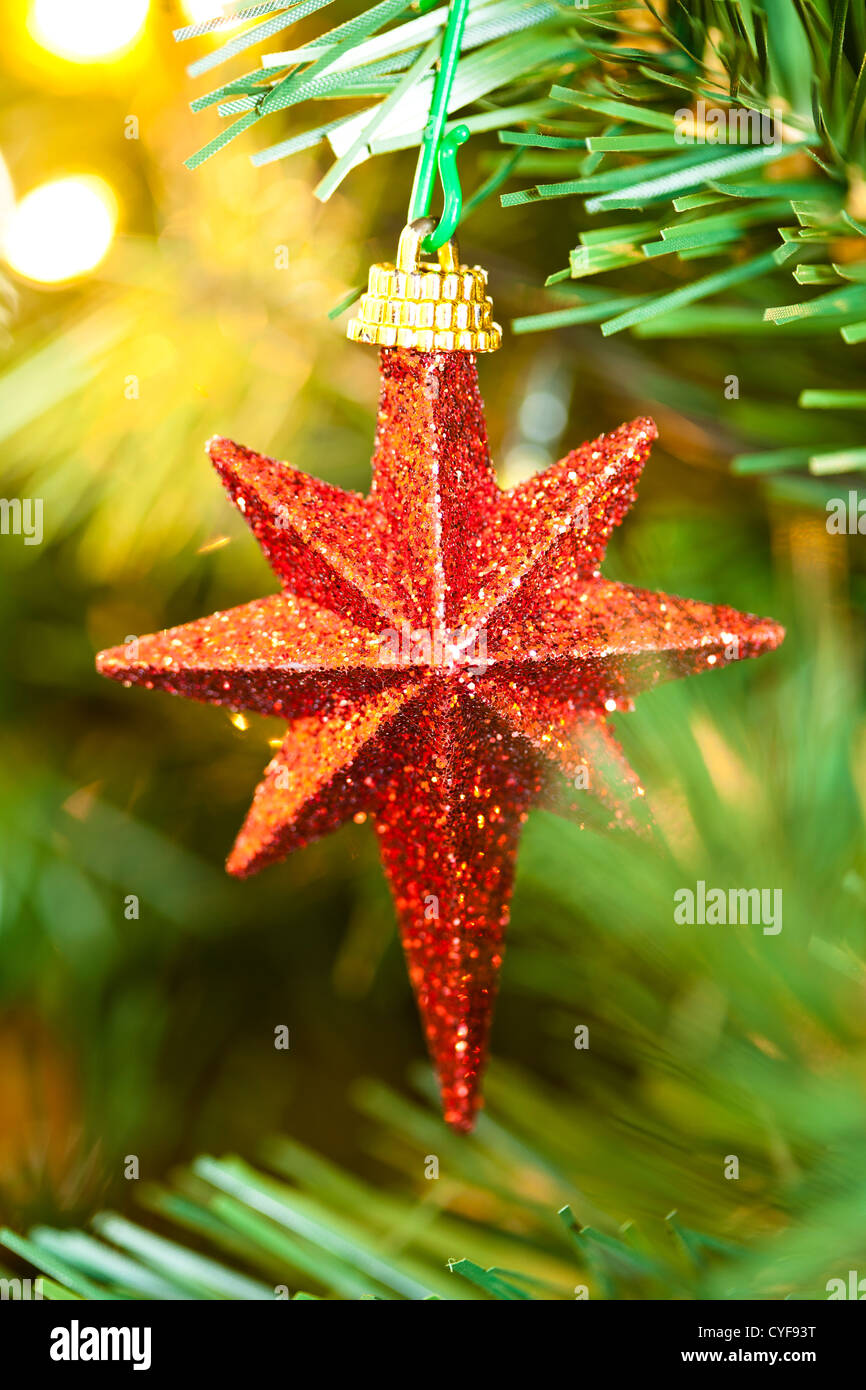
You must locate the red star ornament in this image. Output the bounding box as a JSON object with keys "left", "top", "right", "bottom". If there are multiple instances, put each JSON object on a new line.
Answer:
{"left": 97, "top": 348, "right": 784, "bottom": 1132}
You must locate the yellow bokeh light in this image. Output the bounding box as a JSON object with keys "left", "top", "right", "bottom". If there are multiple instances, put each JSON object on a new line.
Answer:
{"left": 3, "top": 177, "right": 118, "bottom": 285}
{"left": 182, "top": 1, "right": 226, "bottom": 20}
{"left": 28, "top": 0, "right": 149, "bottom": 62}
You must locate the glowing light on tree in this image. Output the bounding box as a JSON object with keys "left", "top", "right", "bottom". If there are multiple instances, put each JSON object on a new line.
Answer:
{"left": 3, "top": 177, "right": 118, "bottom": 285}
{"left": 28, "top": 0, "right": 149, "bottom": 63}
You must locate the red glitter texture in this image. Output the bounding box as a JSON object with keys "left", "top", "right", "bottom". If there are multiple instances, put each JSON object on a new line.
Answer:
{"left": 96, "top": 348, "right": 784, "bottom": 1131}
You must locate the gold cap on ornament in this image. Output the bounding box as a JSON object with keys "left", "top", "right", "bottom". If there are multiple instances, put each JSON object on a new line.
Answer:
{"left": 347, "top": 217, "right": 501, "bottom": 353}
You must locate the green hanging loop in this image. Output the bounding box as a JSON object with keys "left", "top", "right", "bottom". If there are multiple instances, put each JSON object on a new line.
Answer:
{"left": 407, "top": 0, "right": 471, "bottom": 253}
{"left": 427, "top": 122, "right": 470, "bottom": 250}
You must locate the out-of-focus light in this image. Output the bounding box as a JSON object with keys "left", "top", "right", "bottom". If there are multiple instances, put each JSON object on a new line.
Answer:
{"left": 182, "top": 1, "right": 226, "bottom": 21}
{"left": 518, "top": 388, "right": 568, "bottom": 446}
{"left": 196, "top": 534, "right": 232, "bottom": 555}
{"left": 3, "top": 177, "right": 117, "bottom": 285}
{"left": 28, "top": 0, "right": 149, "bottom": 62}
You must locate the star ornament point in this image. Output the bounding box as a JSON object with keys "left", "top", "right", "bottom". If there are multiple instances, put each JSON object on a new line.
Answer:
{"left": 96, "top": 348, "right": 784, "bottom": 1132}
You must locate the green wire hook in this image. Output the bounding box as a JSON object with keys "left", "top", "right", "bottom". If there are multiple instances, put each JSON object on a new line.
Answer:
{"left": 426, "top": 122, "right": 470, "bottom": 251}
{"left": 407, "top": 0, "right": 471, "bottom": 253}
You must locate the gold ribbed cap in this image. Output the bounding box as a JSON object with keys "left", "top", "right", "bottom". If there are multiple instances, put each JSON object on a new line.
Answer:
{"left": 347, "top": 218, "right": 501, "bottom": 353}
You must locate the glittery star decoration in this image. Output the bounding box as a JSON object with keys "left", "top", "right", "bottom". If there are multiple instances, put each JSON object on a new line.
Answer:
{"left": 97, "top": 348, "right": 784, "bottom": 1132}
